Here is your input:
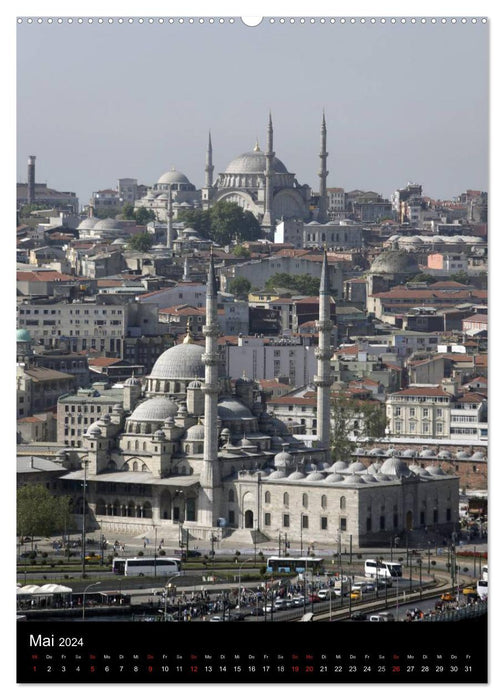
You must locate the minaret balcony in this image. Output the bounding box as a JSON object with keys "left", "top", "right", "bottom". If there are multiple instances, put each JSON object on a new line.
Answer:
{"left": 316, "top": 320, "right": 333, "bottom": 332}
{"left": 202, "top": 351, "right": 220, "bottom": 366}
{"left": 314, "top": 374, "right": 333, "bottom": 387}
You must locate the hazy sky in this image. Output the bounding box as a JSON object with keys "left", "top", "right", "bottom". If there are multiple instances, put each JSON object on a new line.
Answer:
{"left": 16, "top": 17, "right": 489, "bottom": 207}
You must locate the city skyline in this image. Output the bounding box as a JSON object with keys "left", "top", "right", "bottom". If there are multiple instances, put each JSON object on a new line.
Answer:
{"left": 17, "top": 17, "right": 488, "bottom": 207}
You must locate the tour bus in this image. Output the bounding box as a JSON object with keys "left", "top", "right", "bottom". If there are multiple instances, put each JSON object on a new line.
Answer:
{"left": 112, "top": 557, "right": 181, "bottom": 577}
{"left": 482, "top": 564, "right": 488, "bottom": 582}
{"left": 266, "top": 556, "right": 324, "bottom": 574}
{"left": 477, "top": 578, "right": 488, "bottom": 600}
{"left": 364, "top": 559, "right": 402, "bottom": 579}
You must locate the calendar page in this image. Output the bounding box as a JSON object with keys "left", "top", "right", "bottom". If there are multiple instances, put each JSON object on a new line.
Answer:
{"left": 15, "top": 4, "right": 489, "bottom": 686}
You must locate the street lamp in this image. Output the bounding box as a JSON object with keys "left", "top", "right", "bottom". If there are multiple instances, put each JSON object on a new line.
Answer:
{"left": 81, "top": 460, "right": 88, "bottom": 579}
{"left": 300, "top": 513, "right": 305, "bottom": 557}
{"left": 82, "top": 581, "right": 101, "bottom": 620}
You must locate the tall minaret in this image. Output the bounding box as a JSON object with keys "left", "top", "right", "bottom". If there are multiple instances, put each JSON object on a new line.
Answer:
{"left": 202, "top": 131, "right": 215, "bottom": 210}
{"left": 314, "top": 250, "right": 333, "bottom": 455}
{"left": 205, "top": 131, "right": 214, "bottom": 188}
{"left": 200, "top": 254, "right": 221, "bottom": 528}
{"left": 182, "top": 256, "right": 191, "bottom": 282}
{"left": 166, "top": 185, "right": 173, "bottom": 248}
{"left": 262, "top": 112, "right": 274, "bottom": 231}
{"left": 27, "top": 155, "right": 36, "bottom": 205}
{"left": 318, "top": 111, "right": 329, "bottom": 223}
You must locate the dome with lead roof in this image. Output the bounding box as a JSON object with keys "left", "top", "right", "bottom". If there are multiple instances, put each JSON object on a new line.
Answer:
{"left": 218, "top": 399, "right": 254, "bottom": 420}
{"left": 305, "top": 471, "right": 325, "bottom": 481}
{"left": 150, "top": 343, "right": 205, "bottom": 381}
{"left": 130, "top": 396, "right": 179, "bottom": 422}
{"left": 274, "top": 449, "right": 293, "bottom": 469}
{"left": 185, "top": 422, "right": 205, "bottom": 441}
{"left": 225, "top": 147, "right": 288, "bottom": 175}
{"left": 157, "top": 169, "right": 191, "bottom": 186}
{"left": 324, "top": 473, "right": 345, "bottom": 483}
{"left": 380, "top": 457, "right": 411, "bottom": 478}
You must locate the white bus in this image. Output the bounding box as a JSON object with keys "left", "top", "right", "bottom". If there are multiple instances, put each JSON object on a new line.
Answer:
{"left": 477, "top": 579, "right": 488, "bottom": 600}
{"left": 364, "top": 559, "right": 402, "bottom": 579}
{"left": 482, "top": 564, "right": 488, "bottom": 582}
{"left": 112, "top": 557, "right": 181, "bottom": 577}
{"left": 266, "top": 556, "right": 323, "bottom": 574}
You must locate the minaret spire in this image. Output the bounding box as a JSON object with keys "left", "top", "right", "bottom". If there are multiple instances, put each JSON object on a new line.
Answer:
{"left": 314, "top": 250, "right": 333, "bottom": 455}
{"left": 200, "top": 252, "right": 221, "bottom": 528}
{"left": 262, "top": 111, "right": 275, "bottom": 232}
{"left": 318, "top": 110, "right": 329, "bottom": 223}
{"left": 205, "top": 131, "right": 214, "bottom": 188}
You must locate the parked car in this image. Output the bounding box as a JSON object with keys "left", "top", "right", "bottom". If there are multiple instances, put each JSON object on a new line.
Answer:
{"left": 462, "top": 585, "right": 476, "bottom": 596}
{"left": 350, "top": 612, "right": 367, "bottom": 621}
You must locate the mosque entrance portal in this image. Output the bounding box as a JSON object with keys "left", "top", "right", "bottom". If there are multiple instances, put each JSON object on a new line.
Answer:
{"left": 244, "top": 510, "right": 254, "bottom": 528}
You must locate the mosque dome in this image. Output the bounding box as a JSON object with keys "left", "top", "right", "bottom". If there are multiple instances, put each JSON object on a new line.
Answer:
{"left": 93, "top": 218, "right": 125, "bottom": 232}
{"left": 150, "top": 343, "right": 205, "bottom": 381}
{"left": 370, "top": 249, "right": 420, "bottom": 275}
{"left": 343, "top": 474, "right": 364, "bottom": 484}
{"left": 78, "top": 217, "right": 100, "bottom": 231}
{"left": 347, "top": 461, "right": 366, "bottom": 473}
{"left": 124, "top": 376, "right": 142, "bottom": 387}
{"left": 305, "top": 471, "right": 325, "bottom": 481}
{"left": 153, "top": 429, "right": 166, "bottom": 441}
{"left": 329, "top": 460, "right": 348, "bottom": 472}
{"left": 185, "top": 423, "right": 205, "bottom": 441}
{"left": 419, "top": 449, "right": 436, "bottom": 458}
{"left": 324, "top": 473, "right": 345, "bottom": 483}
{"left": 425, "top": 465, "right": 447, "bottom": 476}
{"left": 86, "top": 422, "right": 102, "bottom": 437}
{"left": 17, "top": 328, "right": 32, "bottom": 343}
{"left": 274, "top": 449, "right": 293, "bottom": 469}
{"left": 287, "top": 470, "right": 306, "bottom": 481}
{"left": 225, "top": 146, "right": 288, "bottom": 175}
{"left": 218, "top": 399, "right": 254, "bottom": 420}
{"left": 437, "top": 450, "right": 452, "bottom": 459}
{"left": 380, "top": 457, "right": 411, "bottom": 478}
{"left": 130, "top": 396, "right": 179, "bottom": 422}
{"left": 157, "top": 169, "right": 191, "bottom": 186}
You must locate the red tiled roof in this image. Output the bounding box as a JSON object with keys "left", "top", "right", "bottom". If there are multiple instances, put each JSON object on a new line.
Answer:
{"left": 392, "top": 386, "right": 452, "bottom": 397}
{"left": 159, "top": 305, "right": 205, "bottom": 315}
{"left": 462, "top": 314, "right": 488, "bottom": 323}
{"left": 17, "top": 271, "right": 76, "bottom": 282}
{"left": 88, "top": 357, "right": 123, "bottom": 367}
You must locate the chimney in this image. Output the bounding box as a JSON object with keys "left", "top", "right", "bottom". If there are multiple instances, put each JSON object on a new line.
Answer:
{"left": 27, "top": 155, "right": 36, "bottom": 204}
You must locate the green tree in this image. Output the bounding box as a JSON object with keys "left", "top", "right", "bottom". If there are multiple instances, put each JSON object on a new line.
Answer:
{"left": 265, "top": 272, "right": 320, "bottom": 296}
{"left": 232, "top": 244, "right": 251, "bottom": 259}
{"left": 17, "top": 484, "right": 75, "bottom": 540}
{"left": 330, "top": 394, "right": 388, "bottom": 461}
{"left": 410, "top": 273, "right": 436, "bottom": 284}
{"left": 179, "top": 209, "right": 212, "bottom": 236}
{"left": 127, "top": 232, "right": 153, "bottom": 253}
{"left": 121, "top": 203, "right": 135, "bottom": 220}
{"left": 449, "top": 271, "right": 471, "bottom": 285}
{"left": 134, "top": 206, "right": 156, "bottom": 225}
{"left": 209, "top": 201, "right": 261, "bottom": 246}
{"left": 229, "top": 276, "right": 252, "bottom": 299}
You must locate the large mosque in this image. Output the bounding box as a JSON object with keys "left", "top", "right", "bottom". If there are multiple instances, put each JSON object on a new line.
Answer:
{"left": 56, "top": 254, "right": 458, "bottom": 548}
{"left": 133, "top": 114, "right": 326, "bottom": 232}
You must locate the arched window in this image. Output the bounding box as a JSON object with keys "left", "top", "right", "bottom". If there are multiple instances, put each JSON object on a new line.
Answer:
{"left": 321, "top": 495, "right": 327, "bottom": 508}
{"left": 302, "top": 493, "right": 308, "bottom": 508}
{"left": 265, "top": 491, "right": 271, "bottom": 504}
{"left": 135, "top": 440, "right": 139, "bottom": 450}
{"left": 340, "top": 496, "right": 346, "bottom": 510}
{"left": 143, "top": 442, "right": 147, "bottom": 451}
{"left": 132, "top": 461, "right": 138, "bottom": 472}
{"left": 283, "top": 492, "right": 289, "bottom": 506}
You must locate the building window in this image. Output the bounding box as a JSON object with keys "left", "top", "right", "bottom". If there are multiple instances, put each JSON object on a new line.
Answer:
{"left": 420, "top": 511, "right": 425, "bottom": 525}
{"left": 379, "top": 516, "right": 385, "bottom": 530}
{"left": 340, "top": 517, "right": 347, "bottom": 532}
{"left": 283, "top": 492, "right": 289, "bottom": 506}
{"left": 321, "top": 495, "right": 327, "bottom": 508}
{"left": 264, "top": 513, "right": 271, "bottom": 527}
{"left": 433, "top": 509, "right": 438, "bottom": 524}
{"left": 320, "top": 517, "right": 328, "bottom": 530}
{"left": 264, "top": 491, "right": 271, "bottom": 504}
{"left": 340, "top": 496, "right": 346, "bottom": 510}
{"left": 302, "top": 493, "right": 308, "bottom": 508}
{"left": 409, "top": 408, "right": 415, "bottom": 417}
{"left": 366, "top": 517, "right": 372, "bottom": 532}
{"left": 409, "top": 422, "right": 415, "bottom": 432}
{"left": 436, "top": 423, "right": 443, "bottom": 433}
{"left": 301, "top": 515, "right": 309, "bottom": 529}
{"left": 283, "top": 514, "right": 290, "bottom": 528}
{"left": 393, "top": 513, "right": 398, "bottom": 528}
{"left": 446, "top": 508, "right": 451, "bottom": 522}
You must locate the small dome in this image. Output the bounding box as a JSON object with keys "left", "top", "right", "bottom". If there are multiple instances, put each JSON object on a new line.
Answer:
{"left": 361, "top": 474, "right": 378, "bottom": 483}
{"left": 375, "top": 473, "right": 392, "bottom": 481}
{"left": 268, "top": 470, "right": 287, "bottom": 480}
{"left": 437, "top": 450, "right": 452, "bottom": 459}
{"left": 78, "top": 216, "right": 100, "bottom": 230}
{"left": 218, "top": 399, "right": 254, "bottom": 420}
{"left": 385, "top": 448, "right": 398, "bottom": 456}
{"left": 381, "top": 457, "right": 411, "bottom": 478}
{"left": 401, "top": 449, "right": 417, "bottom": 458}
{"left": 369, "top": 448, "right": 385, "bottom": 457}
{"left": 153, "top": 429, "right": 166, "bottom": 441}
{"left": 305, "top": 471, "right": 325, "bottom": 481}
{"left": 239, "top": 436, "right": 255, "bottom": 449}
{"left": 187, "top": 380, "right": 203, "bottom": 389}
{"left": 419, "top": 449, "right": 436, "bottom": 458}
{"left": 347, "top": 461, "right": 366, "bottom": 473}
{"left": 471, "top": 451, "right": 485, "bottom": 460}
{"left": 130, "top": 396, "right": 179, "bottom": 422}
{"left": 343, "top": 474, "right": 364, "bottom": 484}
{"left": 86, "top": 422, "right": 102, "bottom": 437}
{"left": 409, "top": 463, "right": 429, "bottom": 476}
{"left": 287, "top": 470, "right": 306, "bottom": 481}
{"left": 456, "top": 451, "right": 470, "bottom": 459}
{"left": 93, "top": 218, "right": 125, "bottom": 232}
{"left": 324, "top": 473, "right": 345, "bottom": 483}
{"left": 100, "top": 413, "right": 111, "bottom": 424}
{"left": 367, "top": 462, "right": 382, "bottom": 474}
{"left": 354, "top": 448, "right": 366, "bottom": 456}
{"left": 329, "top": 460, "right": 348, "bottom": 472}
{"left": 125, "top": 376, "right": 141, "bottom": 387}
{"left": 112, "top": 403, "right": 123, "bottom": 412}
{"left": 185, "top": 423, "right": 205, "bottom": 440}
{"left": 274, "top": 449, "right": 292, "bottom": 468}
{"left": 425, "top": 464, "right": 446, "bottom": 476}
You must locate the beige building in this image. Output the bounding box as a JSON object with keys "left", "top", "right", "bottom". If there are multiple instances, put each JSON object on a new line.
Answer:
{"left": 386, "top": 385, "right": 453, "bottom": 440}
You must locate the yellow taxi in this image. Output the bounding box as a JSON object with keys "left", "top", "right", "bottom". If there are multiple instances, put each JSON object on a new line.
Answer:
{"left": 462, "top": 585, "right": 476, "bottom": 596}
{"left": 440, "top": 592, "right": 454, "bottom": 602}
{"left": 350, "top": 590, "right": 362, "bottom": 600}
